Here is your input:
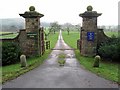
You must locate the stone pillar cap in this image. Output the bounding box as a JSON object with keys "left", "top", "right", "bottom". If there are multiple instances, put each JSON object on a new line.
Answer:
{"left": 19, "top": 6, "right": 44, "bottom": 18}
{"left": 79, "top": 5, "right": 102, "bottom": 17}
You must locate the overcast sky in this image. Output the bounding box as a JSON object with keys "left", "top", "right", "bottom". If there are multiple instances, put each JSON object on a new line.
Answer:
{"left": 0, "top": 0, "right": 119, "bottom": 25}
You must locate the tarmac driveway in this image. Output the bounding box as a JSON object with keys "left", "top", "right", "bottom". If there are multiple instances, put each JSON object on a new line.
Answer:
{"left": 2, "top": 31, "right": 118, "bottom": 88}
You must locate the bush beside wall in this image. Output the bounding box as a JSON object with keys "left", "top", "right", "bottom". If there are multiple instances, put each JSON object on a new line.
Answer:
{"left": 2, "top": 42, "right": 21, "bottom": 66}
{"left": 98, "top": 37, "right": 120, "bottom": 62}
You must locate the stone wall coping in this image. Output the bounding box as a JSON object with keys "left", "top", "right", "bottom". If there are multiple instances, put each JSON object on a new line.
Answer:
{"left": 19, "top": 13, "right": 44, "bottom": 18}
{"left": 98, "top": 28, "right": 103, "bottom": 31}
{"left": 19, "top": 29, "right": 26, "bottom": 31}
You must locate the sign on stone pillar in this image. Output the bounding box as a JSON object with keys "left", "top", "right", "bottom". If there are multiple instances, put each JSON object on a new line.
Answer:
{"left": 87, "top": 32, "right": 94, "bottom": 41}
{"left": 19, "top": 6, "right": 44, "bottom": 56}
{"left": 79, "top": 5, "right": 102, "bottom": 56}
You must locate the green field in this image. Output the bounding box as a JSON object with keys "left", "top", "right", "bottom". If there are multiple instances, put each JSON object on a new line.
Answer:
{"left": 0, "top": 32, "right": 18, "bottom": 39}
{"left": 62, "top": 31, "right": 118, "bottom": 48}
{"left": 0, "top": 32, "right": 12, "bottom": 34}
{"left": 0, "top": 31, "right": 117, "bottom": 39}
{"left": 62, "top": 31, "right": 80, "bottom": 48}
{"left": 47, "top": 32, "right": 59, "bottom": 49}
{"left": 62, "top": 31, "right": 119, "bottom": 84}
{"left": 104, "top": 31, "right": 118, "bottom": 37}
{"left": 0, "top": 33, "right": 18, "bottom": 39}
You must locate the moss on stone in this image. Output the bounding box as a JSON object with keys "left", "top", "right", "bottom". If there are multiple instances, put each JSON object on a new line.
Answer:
{"left": 29, "top": 6, "right": 35, "bottom": 11}
{"left": 87, "top": 5, "right": 93, "bottom": 11}
{"left": 93, "top": 55, "right": 101, "bottom": 67}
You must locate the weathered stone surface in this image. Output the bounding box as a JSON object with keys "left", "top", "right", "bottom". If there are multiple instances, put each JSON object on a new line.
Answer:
{"left": 19, "top": 6, "right": 44, "bottom": 18}
{"left": 20, "top": 54, "right": 27, "bottom": 67}
{"left": 93, "top": 55, "right": 101, "bottom": 67}
{"left": 19, "top": 6, "right": 44, "bottom": 56}
{"left": 79, "top": 6, "right": 107, "bottom": 56}
{"left": 1, "top": 6, "right": 45, "bottom": 57}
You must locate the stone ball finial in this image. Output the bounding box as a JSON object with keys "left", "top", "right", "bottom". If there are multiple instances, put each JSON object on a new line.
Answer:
{"left": 87, "top": 5, "right": 93, "bottom": 11}
{"left": 29, "top": 6, "right": 35, "bottom": 11}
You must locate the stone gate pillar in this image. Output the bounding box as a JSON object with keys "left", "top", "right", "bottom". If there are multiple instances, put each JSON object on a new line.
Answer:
{"left": 19, "top": 6, "right": 44, "bottom": 56}
{"left": 79, "top": 5, "right": 102, "bottom": 56}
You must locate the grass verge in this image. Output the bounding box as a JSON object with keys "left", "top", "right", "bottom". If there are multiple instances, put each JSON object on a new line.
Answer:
{"left": 75, "top": 50, "right": 119, "bottom": 84}
{"left": 2, "top": 32, "right": 59, "bottom": 84}
{"left": 47, "top": 32, "right": 59, "bottom": 49}
{"left": 2, "top": 50, "right": 50, "bottom": 84}
{"left": 62, "top": 31, "right": 119, "bottom": 84}
{"left": 62, "top": 31, "right": 79, "bottom": 48}
{"left": 0, "top": 33, "right": 18, "bottom": 39}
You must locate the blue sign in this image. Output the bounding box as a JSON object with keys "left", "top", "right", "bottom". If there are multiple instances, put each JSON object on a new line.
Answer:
{"left": 87, "top": 32, "right": 94, "bottom": 41}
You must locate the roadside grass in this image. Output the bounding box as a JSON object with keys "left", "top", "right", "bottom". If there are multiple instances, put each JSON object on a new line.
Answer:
{"left": 75, "top": 50, "right": 119, "bottom": 84}
{"left": 47, "top": 32, "right": 59, "bottom": 49}
{"left": 62, "top": 31, "right": 119, "bottom": 84}
{"left": 2, "top": 32, "right": 59, "bottom": 84}
{"left": 44, "top": 27, "right": 50, "bottom": 34}
{"left": 2, "top": 50, "right": 50, "bottom": 84}
{"left": 62, "top": 31, "right": 79, "bottom": 48}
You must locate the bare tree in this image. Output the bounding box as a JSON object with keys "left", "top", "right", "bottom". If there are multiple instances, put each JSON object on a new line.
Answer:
{"left": 49, "top": 22, "right": 61, "bottom": 34}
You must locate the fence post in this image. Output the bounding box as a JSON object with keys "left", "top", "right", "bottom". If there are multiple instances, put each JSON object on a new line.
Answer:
{"left": 46, "top": 41, "right": 50, "bottom": 49}
{"left": 77, "top": 39, "right": 79, "bottom": 49}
